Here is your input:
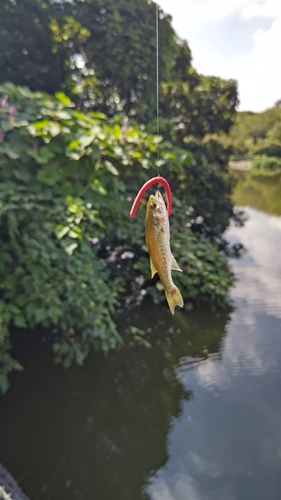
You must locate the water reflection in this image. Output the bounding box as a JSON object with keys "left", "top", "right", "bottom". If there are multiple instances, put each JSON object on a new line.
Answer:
{"left": 224, "top": 207, "right": 281, "bottom": 378}
{"left": 144, "top": 206, "right": 281, "bottom": 500}
{"left": 232, "top": 172, "right": 281, "bottom": 216}
{"left": 0, "top": 306, "right": 230, "bottom": 500}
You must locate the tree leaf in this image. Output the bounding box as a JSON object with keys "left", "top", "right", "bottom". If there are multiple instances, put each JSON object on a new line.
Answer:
{"left": 13, "top": 315, "right": 27, "bottom": 328}
{"left": 69, "top": 230, "right": 78, "bottom": 239}
{"left": 65, "top": 243, "right": 78, "bottom": 255}
{"left": 104, "top": 160, "right": 119, "bottom": 176}
{"left": 49, "top": 123, "right": 61, "bottom": 137}
{"left": 55, "top": 92, "right": 72, "bottom": 106}
{"left": 79, "top": 134, "right": 94, "bottom": 149}
{"left": 57, "top": 226, "right": 70, "bottom": 239}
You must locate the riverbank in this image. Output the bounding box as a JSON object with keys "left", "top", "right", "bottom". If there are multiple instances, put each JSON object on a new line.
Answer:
{"left": 228, "top": 159, "right": 252, "bottom": 171}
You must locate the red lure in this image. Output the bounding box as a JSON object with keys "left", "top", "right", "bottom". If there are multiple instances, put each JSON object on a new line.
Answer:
{"left": 129, "top": 176, "right": 172, "bottom": 218}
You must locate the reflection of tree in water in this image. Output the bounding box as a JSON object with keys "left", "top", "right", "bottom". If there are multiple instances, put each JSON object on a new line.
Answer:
{"left": 0, "top": 303, "right": 231, "bottom": 500}
{"left": 232, "top": 172, "right": 281, "bottom": 216}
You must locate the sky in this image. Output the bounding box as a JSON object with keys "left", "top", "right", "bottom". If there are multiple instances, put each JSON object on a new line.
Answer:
{"left": 157, "top": 0, "right": 281, "bottom": 112}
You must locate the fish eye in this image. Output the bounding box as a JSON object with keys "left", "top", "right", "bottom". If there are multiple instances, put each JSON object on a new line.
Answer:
{"left": 150, "top": 202, "right": 157, "bottom": 210}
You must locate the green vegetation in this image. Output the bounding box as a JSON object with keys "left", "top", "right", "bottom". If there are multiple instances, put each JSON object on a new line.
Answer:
{"left": 232, "top": 171, "right": 281, "bottom": 216}
{"left": 0, "top": 0, "right": 175, "bottom": 121}
{"left": 0, "top": 0, "right": 239, "bottom": 392}
{"left": 229, "top": 103, "right": 281, "bottom": 174}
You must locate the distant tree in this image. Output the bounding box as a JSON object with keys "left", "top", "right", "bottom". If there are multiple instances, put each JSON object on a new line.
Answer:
{"left": 229, "top": 107, "right": 281, "bottom": 158}
{"left": 251, "top": 117, "right": 281, "bottom": 160}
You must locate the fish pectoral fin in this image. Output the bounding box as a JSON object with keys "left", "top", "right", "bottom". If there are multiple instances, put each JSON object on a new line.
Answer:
{"left": 171, "top": 255, "right": 182, "bottom": 272}
{"left": 150, "top": 258, "right": 157, "bottom": 278}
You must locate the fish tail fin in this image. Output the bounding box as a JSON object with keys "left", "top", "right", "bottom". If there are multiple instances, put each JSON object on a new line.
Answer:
{"left": 165, "top": 286, "right": 184, "bottom": 315}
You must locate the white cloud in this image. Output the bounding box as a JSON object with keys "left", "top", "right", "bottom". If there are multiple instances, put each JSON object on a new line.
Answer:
{"left": 243, "top": 0, "right": 281, "bottom": 19}
{"left": 157, "top": 0, "right": 281, "bottom": 111}
{"left": 145, "top": 472, "right": 201, "bottom": 500}
{"left": 221, "top": 15, "right": 281, "bottom": 110}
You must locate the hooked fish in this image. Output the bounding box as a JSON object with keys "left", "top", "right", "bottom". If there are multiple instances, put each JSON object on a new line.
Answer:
{"left": 145, "top": 190, "right": 184, "bottom": 314}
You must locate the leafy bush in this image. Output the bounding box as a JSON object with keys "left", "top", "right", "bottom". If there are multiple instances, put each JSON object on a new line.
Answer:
{"left": 252, "top": 140, "right": 281, "bottom": 158}
{"left": 250, "top": 120, "right": 281, "bottom": 173}
{"left": 229, "top": 108, "right": 281, "bottom": 158}
{"left": 0, "top": 83, "right": 235, "bottom": 392}
{"left": 252, "top": 155, "right": 281, "bottom": 172}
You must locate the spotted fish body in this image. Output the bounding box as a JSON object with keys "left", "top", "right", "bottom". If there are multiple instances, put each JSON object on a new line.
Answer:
{"left": 145, "top": 191, "right": 184, "bottom": 314}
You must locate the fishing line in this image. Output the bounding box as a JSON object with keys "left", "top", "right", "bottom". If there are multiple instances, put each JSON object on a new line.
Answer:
{"left": 156, "top": 4, "right": 160, "bottom": 178}
{"left": 129, "top": 4, "right": 173, "bottom": 219}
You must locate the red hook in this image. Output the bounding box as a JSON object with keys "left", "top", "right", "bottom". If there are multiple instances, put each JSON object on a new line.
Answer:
{"left": 129, "top": 176, "right": 172, "bottom": 218}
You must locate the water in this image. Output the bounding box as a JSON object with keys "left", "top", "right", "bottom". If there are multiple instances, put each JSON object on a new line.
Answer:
{"left": 232, "top": 171, "right": 281, "bottom": 216}
{"left": 0, "top": 173, "right": 281, "bottom": 500}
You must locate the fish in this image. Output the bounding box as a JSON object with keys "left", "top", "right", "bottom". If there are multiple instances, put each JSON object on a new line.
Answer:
{"left": 145, "top": 190, "right": 184, "bottom": 314}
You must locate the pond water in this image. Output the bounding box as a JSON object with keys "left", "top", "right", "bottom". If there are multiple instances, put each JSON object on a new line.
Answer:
{"left": 0, "top": 173, "right": 281, "bottom": 500}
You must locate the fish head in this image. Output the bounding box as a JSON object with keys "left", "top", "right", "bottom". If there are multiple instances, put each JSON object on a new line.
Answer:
{"left": 146, "top": 190, "right": 168, "bottom": 227}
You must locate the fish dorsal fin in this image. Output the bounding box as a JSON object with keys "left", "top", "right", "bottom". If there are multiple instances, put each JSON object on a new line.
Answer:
{"left": 171, "top": 255, "right": 182, "bottom": 272}
{"left": 150, "top": 258, "right": 157, "bottom": 278}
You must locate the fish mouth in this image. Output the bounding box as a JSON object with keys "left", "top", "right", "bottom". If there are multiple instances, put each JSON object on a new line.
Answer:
{"left": 155, "top": 190, "right": 164, "bottom": 201}
{"left": 148, "top": 191, "right": 167, "bottom": 216}
{"left": 149, "top": 190, "right": 165, "bottom": 205}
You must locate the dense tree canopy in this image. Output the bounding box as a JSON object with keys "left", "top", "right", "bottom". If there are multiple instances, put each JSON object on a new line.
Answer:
{"left": 0, "top": 0, "right": 238, "bottom": 127}
{"left": 161, "top": 76, "right": 238, "bottom": 141}
{"left": 0, "top": 0, "right": 175, "bottom": 120}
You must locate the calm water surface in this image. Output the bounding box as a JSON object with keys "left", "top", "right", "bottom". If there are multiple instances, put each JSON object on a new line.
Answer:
{"left": 0, "top": 174, "right": 281, "bottom": 500}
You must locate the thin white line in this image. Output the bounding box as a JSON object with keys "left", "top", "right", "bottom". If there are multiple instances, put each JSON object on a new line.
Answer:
{"left": 156, "top": 4, "right": 160, "bottom": 168}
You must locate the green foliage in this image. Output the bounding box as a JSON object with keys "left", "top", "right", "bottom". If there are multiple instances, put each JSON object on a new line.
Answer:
{"left": 0, "top": 83, "right": 236, "bottom": 390}
{"left": 171, "top": 39, "right": 195, "bottom": 84}
{"left": 0, "top": 0, "right": 239, "bottom": 393}
{"left": 0, "top": 319, "right": 23, "bottom": 394}
{"left": 157, "top": 74, "right": 238, "bottom": 239}
{"left": 250, "top": 119, "right": 281, "bottom": 168}
{"left": 161, "top": 76, "right": 238, "bottom": 140}
{"left": 252, "top": 155, "right": 281, "bottom": 172}
{"left": 0, "top": 0, "right": 62, "bottom": 93}
{"left": 0, "top": 0, "right": 238, "bottom": 130}
{"left": 158, "top": 74, "right": 238, "bottom": 239}
{"left": 0, "top": 0, "right": 176, "bottom": 121}
{"left": 232, "top": 171, "right": 281, "bottom": 216}
{"left": 229, "top": 106, "right": 281, "bottom": 166}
